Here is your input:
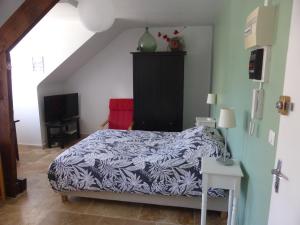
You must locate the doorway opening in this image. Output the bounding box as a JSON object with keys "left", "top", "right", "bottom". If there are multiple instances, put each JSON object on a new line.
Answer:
{"left": 0, "top": 0, "right": 57, "bottom": 198}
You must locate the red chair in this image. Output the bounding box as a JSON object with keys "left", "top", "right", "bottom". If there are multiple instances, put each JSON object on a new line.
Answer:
{"left": 101, "top": 98, "right": 134, "bottom": 130}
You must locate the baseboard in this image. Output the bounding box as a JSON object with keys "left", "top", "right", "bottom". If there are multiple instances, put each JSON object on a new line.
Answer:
{"left": 21, "top": 134, "right": 90, "bottom": 150}
{"left": 18, "top": 144, "right": 43, "bottom": 149}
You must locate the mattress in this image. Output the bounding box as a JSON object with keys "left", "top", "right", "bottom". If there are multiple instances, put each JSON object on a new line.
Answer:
{"left": 48, "top": 126, "right": 226, "bottom": 197}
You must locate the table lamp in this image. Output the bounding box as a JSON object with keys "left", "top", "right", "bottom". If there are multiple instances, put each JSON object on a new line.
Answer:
{"left": 217, "top": 108, "right": 236, "bottom": 166}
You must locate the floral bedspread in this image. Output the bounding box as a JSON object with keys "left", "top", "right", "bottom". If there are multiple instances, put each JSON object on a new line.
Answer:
{"left": 48, "top": 126, "right": 226, "bottom": 197}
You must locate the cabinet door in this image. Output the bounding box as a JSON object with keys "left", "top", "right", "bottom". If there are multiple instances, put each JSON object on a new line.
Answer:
{"left": 155, "top": 55, "right": 184, "bottom": 131}
{"left": 133, "top": 55, "right": 159, "bottom": 130}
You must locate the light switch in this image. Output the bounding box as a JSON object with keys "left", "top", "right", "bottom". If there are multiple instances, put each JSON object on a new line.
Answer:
{"left": 268, "top": 129, "right": 276, "bottom": 146}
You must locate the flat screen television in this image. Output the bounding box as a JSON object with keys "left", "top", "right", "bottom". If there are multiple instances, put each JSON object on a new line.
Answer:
{"left": 44, "top": 93, "right": 79, "bottom": 123}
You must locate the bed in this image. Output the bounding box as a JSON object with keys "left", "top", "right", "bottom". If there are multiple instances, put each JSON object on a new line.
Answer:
{"left": 48, "top": 126, "right": 228, "bottom": 211}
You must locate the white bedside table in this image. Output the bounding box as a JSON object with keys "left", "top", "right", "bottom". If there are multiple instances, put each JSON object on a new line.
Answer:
{"left": 200, "top": 157, "right": 243, "bottom": 225}
{"left": 195, "top": 117, "right": 216, "bottom": 128}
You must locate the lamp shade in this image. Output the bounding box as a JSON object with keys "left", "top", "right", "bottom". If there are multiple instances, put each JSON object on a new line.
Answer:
{"left": 78, "top": 0, "right": 115, "bottom": 32}
{"left": 207, "top": 93, "right": 217, "bottom": 104}
{"left": 218, "top": 108, "right": 236, "bottom": 128}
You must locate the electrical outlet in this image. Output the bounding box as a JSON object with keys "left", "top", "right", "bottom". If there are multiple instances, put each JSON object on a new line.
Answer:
{"left": 268, "top": 129, "right": 276, "bottom": 146}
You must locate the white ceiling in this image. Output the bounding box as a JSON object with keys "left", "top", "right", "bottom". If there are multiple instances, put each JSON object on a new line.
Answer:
{"left": 113, "top": 0, "right": 224, "bottom": 26}
{"left": 48, "top": 2, "right": 80, "bottom": 21}
{"left": 40, "top": 19, "right": 134, "bottom": 84}
{"left": 0, "top": 0, "right": 24, "bottom": 27}
{"left": 1, "top": 0, "right": 224, "bottom": 84}
{"left": 0, "top": 0, "right": 224, "bottom": 29}
{"left": 38, "top": 0, "right": 224, "bottom": 84}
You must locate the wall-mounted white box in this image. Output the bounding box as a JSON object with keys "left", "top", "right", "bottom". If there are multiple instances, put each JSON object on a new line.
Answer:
{"left": 244, "top": 6, "right": 275, "bottom": 49}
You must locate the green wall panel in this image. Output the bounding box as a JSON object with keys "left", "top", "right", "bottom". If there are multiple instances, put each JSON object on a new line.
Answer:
{"left": 211, "top": 0, "right": 292, "bottom": 224}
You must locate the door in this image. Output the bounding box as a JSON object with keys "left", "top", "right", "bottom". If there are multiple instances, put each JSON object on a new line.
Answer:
{"left": 267, "top": 1, "right": 300, "bottom": 224}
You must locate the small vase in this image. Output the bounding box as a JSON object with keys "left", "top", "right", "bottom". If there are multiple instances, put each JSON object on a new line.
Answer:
{"left": 168, "top": 36, "right": 185, "bottom": 52}
{"left": 137, "top": 27, "right": 157, "bottom": 52}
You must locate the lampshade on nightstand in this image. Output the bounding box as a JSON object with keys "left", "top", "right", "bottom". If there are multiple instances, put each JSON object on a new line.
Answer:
{"left": 207, "top": 93, "right": 217, "bottom": 105}
{"left": 206, "top": 93, "right": 217, "bottom": 105}
{"left": 218, "top": 108, "right": 236, "bottom": 166}
{"left": 218, "top": 108, "right": 236, "bottom": 128}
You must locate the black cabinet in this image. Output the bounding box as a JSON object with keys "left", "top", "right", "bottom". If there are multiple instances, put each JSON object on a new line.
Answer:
{"left": 132, "top": 52, "right": 185, "bottom": 132}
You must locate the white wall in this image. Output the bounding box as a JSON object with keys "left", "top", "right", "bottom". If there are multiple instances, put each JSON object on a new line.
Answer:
{"left": 63, "top": 26, "right": 212, "bottom": 135}
{"left": 10, "top": 3, "right": 94, "bottom": 146}
{"left": 182, "top": 27, "right": 212, "bottom": 127}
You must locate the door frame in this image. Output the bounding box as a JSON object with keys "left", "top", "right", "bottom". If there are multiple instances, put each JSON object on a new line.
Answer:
{"left": 0, "top": 0, "right": 58, "bottom": 197}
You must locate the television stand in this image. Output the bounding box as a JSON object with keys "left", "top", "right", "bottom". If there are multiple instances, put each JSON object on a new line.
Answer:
{"left": 46, "top": 117, "right": 80, "bottom": 149}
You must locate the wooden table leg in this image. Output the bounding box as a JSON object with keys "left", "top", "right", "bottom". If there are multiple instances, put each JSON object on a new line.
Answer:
{"left": 61, "top": 195, "right": 68, "bottom": 202}
{"left": 201, "top": 174, "right": 208, "bottom": 225}
{"left": 227, "top": 189, "right": 233, "bottom": 225}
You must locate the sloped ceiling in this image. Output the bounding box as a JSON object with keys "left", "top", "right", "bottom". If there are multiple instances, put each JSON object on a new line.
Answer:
{"left": 40, "top": 0, "right": 224, "bottom": 84}
{"left": 114, "top": 0, "right": 224, "bottom": 26}
{"left": 0, "top": 0, "right": 25, "bottom": 27}
{"left": 41, "top": 19, "right": 135, "bottom": 84}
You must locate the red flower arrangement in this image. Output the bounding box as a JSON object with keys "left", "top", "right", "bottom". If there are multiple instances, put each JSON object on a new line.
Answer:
{"left": 158, "top": 29, "right": 181, "bottom": 42}
{"left": 157, "top": 27, "right": 186, "bottom": 51}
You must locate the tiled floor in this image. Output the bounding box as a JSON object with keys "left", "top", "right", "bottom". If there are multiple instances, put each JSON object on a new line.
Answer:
{"left": 0, "top": 145, "right": 227, "bottom": 225}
